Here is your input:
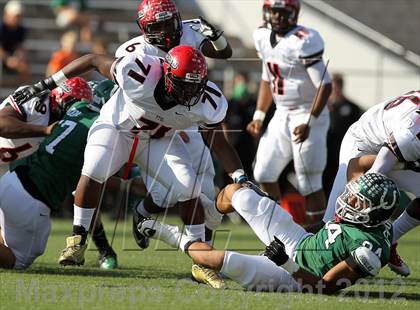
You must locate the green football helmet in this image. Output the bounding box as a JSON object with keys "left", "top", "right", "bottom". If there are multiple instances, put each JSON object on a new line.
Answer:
{"left": 89, "top": 79, "right": 118, "bottom": 112}
{"left": 336, "top": 173, "right": 400, "bottom": 227}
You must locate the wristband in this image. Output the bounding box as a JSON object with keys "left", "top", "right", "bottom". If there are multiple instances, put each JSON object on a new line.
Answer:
{"left": 231, "top": 169, "right": 245, "bottom": 182}
{"left": 305, "top": 114, "right": 318, "bottom": 127}
{"left": 282, "top": 258, "right": 300, "bottom": 274}
{"left": 211, "top": 35, "right": 228, "bottom": 51}
{"left": 51, "top": 70, "right": 68, "bottom": 87}
{"left": 253, "top": 110, "right": 266, "bottom": 122}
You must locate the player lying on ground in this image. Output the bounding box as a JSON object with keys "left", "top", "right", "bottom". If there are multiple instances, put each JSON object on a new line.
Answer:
{"left": 346, "top": 149, "right": 420, "bottom": 277}
{"left": 138, "top": 173, "right": 399, "bottom": 293}
{"left": 320, "top": 90, "right": 420, "bottom": 276}
{"left": 0, "top": 79, "right": 146, "bottom": 269}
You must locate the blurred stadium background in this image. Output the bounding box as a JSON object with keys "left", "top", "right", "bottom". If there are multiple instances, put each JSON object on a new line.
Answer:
{"left": 0, "top": 0, "right": 418, "bottom": 107}
{"left": 0, "top": 0, "right": 419, "bottom": 216}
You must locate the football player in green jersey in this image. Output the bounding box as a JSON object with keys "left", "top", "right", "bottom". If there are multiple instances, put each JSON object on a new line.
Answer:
{"left": 0, "top": 79, "right": 141, "bottom": 269}
{"left": 137, "top": 173, "right": 399, "bottom": 293}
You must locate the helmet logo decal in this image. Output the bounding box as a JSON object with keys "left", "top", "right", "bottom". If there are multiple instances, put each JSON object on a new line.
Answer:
{"left": 155, "top": 11, "right": 173, "bottom": 22}
{"left": 185, "top": 73, "right": 201, "bottom": 83}
{"left": 60, "top": 82, "right": 72, "bottom": 94}
{"left": 165, "top": 54, "right": 178, "bottom": 69}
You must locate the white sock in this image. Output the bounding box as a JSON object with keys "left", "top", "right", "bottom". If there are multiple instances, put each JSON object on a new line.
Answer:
{"left": 152, "top": 223, "right": 195, "bottom": 253}
{"left": 136, "top": 200, "right": 151, "bottom": 218}
{"left": 184, "top": 223, "right": 205, "bottom": 242}
{"left": 392, "top": 210, "right": 420, "bottom": 244}
{"left": 220, "top": 251, "right": 257, "bottom": 289}
{"left": 178, "top": 234, "right": 197, "bottom": 253}
{"left": 73, "top": 205, "right": 95, "bottom": 231}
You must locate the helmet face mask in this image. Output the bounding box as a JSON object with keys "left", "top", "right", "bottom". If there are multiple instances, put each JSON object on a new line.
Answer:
{"left": 165, "top": 72, "right": 207, "bottom": 108}
{"left": 336, "top": 173, "right": 399, "bottom": 227}
{"left": 137, "top": 0, "right": 182, "bottom": 51}
{"left": 163, "top": 45, "right": 208, "bottom": 108}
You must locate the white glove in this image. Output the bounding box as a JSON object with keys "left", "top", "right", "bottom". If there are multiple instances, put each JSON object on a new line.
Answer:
{"left": 189, "top": 16, "right": 223, "bottom": 41}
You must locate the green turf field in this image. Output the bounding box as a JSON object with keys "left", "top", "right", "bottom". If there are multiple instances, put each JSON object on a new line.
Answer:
{"left": 1, "top": 217, "right": 419, "bottom": 310}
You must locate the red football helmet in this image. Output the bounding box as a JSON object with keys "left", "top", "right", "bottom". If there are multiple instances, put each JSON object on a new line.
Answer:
{"left": 263, "top": 0, "right": 300, "bottom": 34}
{"left": 163, "top": 45, "right": 208, "bottom": 108}
{"left": 50, "top": 77, "right": 93, "bottom": 115}
{"left": 137, "top": 0, "right": 182, "bottom": 51}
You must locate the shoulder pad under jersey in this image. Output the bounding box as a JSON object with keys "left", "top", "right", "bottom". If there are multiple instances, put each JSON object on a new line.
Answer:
{"left": 113, "top": 52, "right": 162, "bottom": 101}
{"left": 197, "top": 81, "right": 227, "bottom": 128}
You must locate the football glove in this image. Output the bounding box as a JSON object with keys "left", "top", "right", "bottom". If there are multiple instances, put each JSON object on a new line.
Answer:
{"left": 190, "top": 16, "right": 223, "bottom": 41}
{"left": 11, "top": 77, "right": 57, "bottom": 105}
{"left": 241, "top": 180, "right": 271, "bottom": 198}
{"left": 264, "top": 236, "right": 289, "bottom": 267}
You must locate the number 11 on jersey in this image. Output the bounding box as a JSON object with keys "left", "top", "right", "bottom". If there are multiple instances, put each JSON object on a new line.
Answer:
{"left": 267, "top": 62, "right": 284, "bottom": 95}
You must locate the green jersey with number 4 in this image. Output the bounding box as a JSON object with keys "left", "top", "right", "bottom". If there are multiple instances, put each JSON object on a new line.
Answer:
{"left": 10, "top": 101, "right": 99, "bottom": 210}
{"left": 295, "top": 221, "right": 392, "bottom": 277}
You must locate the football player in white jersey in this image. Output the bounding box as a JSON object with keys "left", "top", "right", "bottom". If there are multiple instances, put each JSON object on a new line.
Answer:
{"left": 114, "top": 0, "right": 233, "bottom": 250}
{"left": 116, "top": 0, "right": 232, "bottom": 58}
{"left": 0, "top": 91, "right": 57, "bottom": 176}
{"left": 247, "top": 0, "right": 332, "bottom": 224}
{"left": 11, "top": 46, "right": 245, "bottom": 275}
{"left": 322, "top": 90, "right": 420, "bottom": 276}
{"left": 0, "top": 78, "right": 119, "bottom": 268}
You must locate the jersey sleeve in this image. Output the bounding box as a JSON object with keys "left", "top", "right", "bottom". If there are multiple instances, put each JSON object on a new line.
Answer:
{"left": 2, "top": 91, "right": 46, "bottom": 122}
{"left": 112, "top": 52, "right": 162, "bottom": 101}
{"left": 252, "top": 28, "right": 265, "bottom": 60}
{"left": 198, "top": 82, "right": 228, "bottom": 128}
{"left": 298, "top": 28, "right": 325, "bottom": 67}
{"left": 253, "top": 28, "right": 270, "bottom": 81}
{"left": 351, "top": 246, "right": 382, "bottom": 277}
{"left": 115, "top": 36, "right": 143, "bottom": 58}
{"left": 388, "top": 112, "right": 420, "bottom": 162}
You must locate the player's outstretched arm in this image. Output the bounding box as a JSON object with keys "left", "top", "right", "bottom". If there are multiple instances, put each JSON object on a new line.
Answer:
{"left": 201, "top": 124, "right": 245, "bottom": 183}
{"left": 0, "top": 105, "right": 55, "bottom": 139}
{"left": 11, "top": 54, "right": 115, "bottom": 105}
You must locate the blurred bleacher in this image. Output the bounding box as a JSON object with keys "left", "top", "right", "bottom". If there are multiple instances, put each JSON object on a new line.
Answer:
{"left": 0, "top": 0, "right": 258, "bottom": 99}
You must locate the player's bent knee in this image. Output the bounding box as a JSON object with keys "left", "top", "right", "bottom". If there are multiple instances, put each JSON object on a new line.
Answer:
{"left": 216, "top": 184, "right": 241, "bottom": 214}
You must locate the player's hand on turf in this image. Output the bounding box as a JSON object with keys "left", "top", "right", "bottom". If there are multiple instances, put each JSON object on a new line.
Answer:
{"left": 12, "top": 81, "right": 51, "bottom": 105}
{"left": 246, "top": 120, "right": 263, "bottom": 137}
{"left": 190, "top": 16, "right": 223, "bottom": 41}
{"left": 264, "top": 236, "right": 289, "bottom": 266}
{"left": 293, "top": 123, "right": 310, "bottom": 143}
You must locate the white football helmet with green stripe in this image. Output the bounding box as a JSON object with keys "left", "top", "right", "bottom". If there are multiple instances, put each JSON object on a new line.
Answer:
{"left": 336, "top": 173, "right": 399, "bottom": 227}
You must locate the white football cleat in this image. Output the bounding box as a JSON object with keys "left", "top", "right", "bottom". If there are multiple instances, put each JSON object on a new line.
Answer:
{"left": 388, "top": 243, "right": 411, "bottom": 277}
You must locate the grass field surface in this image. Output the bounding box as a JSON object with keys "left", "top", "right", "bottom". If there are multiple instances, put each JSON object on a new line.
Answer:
{"left": 1, "top": 217, "right": 419, "bottom": 310}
